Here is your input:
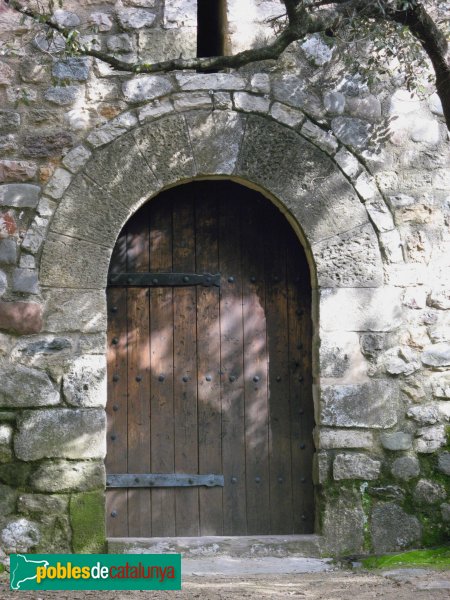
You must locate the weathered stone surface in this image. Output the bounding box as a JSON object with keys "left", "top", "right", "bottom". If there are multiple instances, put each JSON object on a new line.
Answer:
{"left": 0, "top": 518, "right": 40, "bottom": 553}
{"left": 250, "top": 73, "right": 270, "bottom": 94}
{"left": 21, "top": 216, "right": 49, "bottom": 254}
{"left": 313, "top": 224, "right": 382, "bottom": 288}
{"left": 18, "top": 493, "right": 68, "bottom": 516}
{"left": 86, "top": 112, "right": 138, "bottom": 147}
{"left": 186, "top": 110, "right": 245, "bottom": 175}
{"left": 421, "top": 343, "right": 450, "bottom": 368}
{"left": 0, "top": 110, "right": 20, "bottom": 132}
{"left": 90, "top": 12, "right": 113, "bottom": 32}
{"left": 0, "top": 363, "right": 59, "bottom": 407}
{"left": 365, "top": 198, "right": 395, "bottom": 233}
{"left": 312, "top": 451, "right": 329, "bottom": 484}
{"left": 270, "top": 102, "right": 305, "bottom": 128}
{"left": 138, "top": 97, "right": 174, "bottom": 122}
{"left": 346, "top": 95, "right": 382, "bottom": 120}
{"left": 44, "top": 86, "right": 82, "bottom": 106}
{"left": 391, "top": 456, "right": 420, "bottom": 481}
{"left": 0, "top": 424, "right": 12, "bottom": 462}
{"left": 14, "top": 409, "right": 106, "bottom": 460}
{"left": 234, "top": 92, "right": 270, "bottom": 114}
{"left": 12, "top": 337, "right": 72, "bottom": 365}
{"left": 0, "top": 160, "right": 37, "bottom": 183}
{"left": 12, "top": 268, "right": 39, "bottom": 294}
{"left": 334, "top": 148, "right": 361, "bottom": 179}
{"left": 138, "top": 28, "right": 196, "bottom": 63}
{"left": 237, "top": 116, "right": 367, "bottom": 243}
{"left": 432, "top": 375, "right": 450, "bottom": 398}
{"left": 52, "top": 9, "right": 81, "bottom": 28}
{"left": 316, "top": 429, "right": 373, "bottom": 450}
{"left": 301, "top": 33, "right": 333, "bottom": 65}
{"left": 271, "top": 74, "right": 324, "bottom": 119}
{"left": 0, "top": 270, "right": 6, "bottom": 297}
{"left": 331, "top": 117, "right": 371, "bottom": 150}
{"left": 116, "top": 7, "right": 156, "bottom": 29}
{"left": 134, "top": 114, "right": 195, "bottom": 187}
{"left": 22, "top": 132, "right": 73, "bottom": 158}
{"left": 0, "top": 183, "right": 40, "bottom": 208}
{"left": 414, "top": 479, "right": 447, "bottom": 504}
{"left": 428, "top": 288, "right": 450, "bottom": 310}
{"left": 31, "top": 460, "right": 106, "bottom": 493}
{"left": 371, "top": 503, "right": 421, "bottom": 553}
{"left": 324, "top": 91, "right": 345, "bottom": 115}
{"left": 383, "top": 346, "right": 421, "bottom": 376}
{"left": 164, "top": 0, "right": 195, "bottom": 26}
{"left": 176, "top": 73, "right": 246, "bottom": 91}
{"left": 19, "top": 254, "right": 35, "bottom": 270}
{"left": 367, "top": 485, "right": 405, "bottom": 501}
{"left": 323, "top": 488, "right": 365, "bottom": 555}
{"left": 301, "top": 120, "right": 338, "bottom": 155}
{"left": 0, "top": 483, "right": 16, "bottom": 515}
{"left": 437, "top": 452, "right": 450, "bottom": 476}
{"left": 0, "top": 238, "right": 17, "bottom": 265}
{"left": 407, "top": 404, "right": 440, "bottom": 425}
{"left": 320, "top": 381, "right": 397, "bottom": 428}
{"left": 0, "top": 301, "right": 42, "bottom": 334}
{"left": 360, "top": 333, "right": 385, "bottom": 358}
{"left": 63, "top": 356, "right": 106, "bottom": 408}
{"left": 122, "top": 75, "right": 174, "bottom": 104}
{"left": 172, "top": 92, "right": 212, "bottom": 111}
{"left": 43, "top": 289, "right": 106, "bottom": 333}
{"left": 44, "top": 168, "right": 72, "bottom": 200}
{"left": 333, "top": 453, "right": 381, "bottom": 480}
{"left": 40, "top": 233, "right": 111, "bottom": 289}
{"left": 380, "top": 432, "right": 412, "bottom": 451}
{"left": 414, "top": 425, "right": 446, "bottom": 453}
{"left": 50, "top": 175, "right": 131, "bottom": 248}
{"left": 320, "top": 288, "right": 402, "bottom": 332}
{"left": 62, "top": 145, "right": 92, "bottom": 173}
{"left": 52, "top": 58, "right": 90, "bottom": 82}
{"left": 380, "top": 229, "right": 404, "bottom": 263}
{"left": 107, "top": 34, "right": 133, "bottom": 53}
{"left": 0, "top": 61, "right": 14, "bottom": 85}
{"left": 0, "top": 133, "right": 17, "bottom": 153}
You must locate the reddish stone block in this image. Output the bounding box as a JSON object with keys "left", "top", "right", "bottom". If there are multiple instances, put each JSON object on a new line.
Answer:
{"left": 0, "top": 211, "right": 17, "bottom": 237}
{"left": 0, "top": 160, "right": 37, "bottom": 183}
{"left": 0, "top": 301, "right": 43, "bottom": 334}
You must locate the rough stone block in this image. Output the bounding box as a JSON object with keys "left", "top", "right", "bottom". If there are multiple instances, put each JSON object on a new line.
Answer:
{"left": 0, "top": 210, "right": 18, "bottom": 237}
{"left": 346, "top": 96, "right": 382, "bottom": 120}
{"left": 300, "top": 120, "right": 338, "bottom": 155}
{"left": 0, "top": 161, "right": 37, "bottom": 183}
{"left": 322, "top": 487, "right": 365, "bottom": 555}
{"left": 70, "top": 490, "right": 105, "bottom": 553}
{"left": 0, "top": 301, "right": 42, "bottom": 334}
{"left": 12, "top": 268, "right": 39, "bottom": 294}
{"left": 323, "top": 92, "right": 345, "bottom": 115}
{"left": 234, "top": 92, "right": 270, "bottom": 114}
{"left": 421, "top": 343, "right": 450, "bottom": 368}
{"left": 380, "top": 229, "right": 403, "bottom": 263}
{"left": 40, "top": 233, "right": 111, "bottom": 289}
{"left": 380, "top": 432, "right": 412, "bottom": 451}
{"left": 133, "top": 114, "right": 195, "bottom": 187}
{"left": 320, "top": 381, "right": 397, "bottom": 429}
{"left": 237, "top": 116, "right": 367, "bottom": 243}
{"left": 14, "top": 408, "right": 106, "bottom": 460}
{"left": 270, "top": 102, "right": 305, "bottom": 128}
{"left": 432, "top": 374, "right": 450, "bottom": 399}
{"left": 0, "top": 238, "right": 17, "bottom": 265}
{"left": 176, "top": 73, "right": 246, "bottom": 91}
{"left": 428, "top": 288, "right": 450, "bottom": 310}
{"left": 383, "top": 346, "right": 420, "bottom": 376}
{"left": 407, "top": 404, "right": 440, "bottom": 425}
{"left": 313, "top": 224, "right": 383, "bottom": 288}
{"left": 319, "top": 331, "right": 368, "bottom": 381}
{"left": 21, "top": 215, "right": 49, "bottom": 254}
{"left": 107, "top": 34, "right": 133, "bottom": 53}
{"left": 0, "top": 424, "right": 12, "bottom": 462}
{"left": 186, "top": 110, "right": 245, "bottom": 175}
{"left": 31, "top": 460, "right": 106, "bottom": 493}
{"left": 320, "top": 287, "right": 402, "bottom": 332}
{"left": 414, "top": 425, "right": 446, "bottom": 453}
{"left": 0, "top": 363, "right": 59, "bottom": 407}
{"left": 90, "top": 12, "right": 113, "bottom": 32}
{"left": 44, "top": 86, "right": 82, "bottom": 106}
{"left": 271, "top": 74, "right": 324, "bottom": 120}
{"left": 63, "top": 356, "right": 106, "bottom": 408}
{"left": 0, "top": 183, "right": 40, "bottom": 208}
{"left": 86, "top": 111, "right": 138, "bottom": 147}
{"left": 138, "top": 28, "right": 196, "bottom": 63}
{"left": 116, "top": 7, "right": 156, "bottom": 29}
{"left": 391, "top": 456, "right": 420, "bottom": 481}
{"left": 414, "top": 479, "right": 446, "bottom": 504}
{"left": 333, "top": 453, "right": 381, "bottom": 480}
{"left": 0, "top": 110, "right": 20, "bottom": 132}
{"left": 52, "top": 58, "right": 90, "bottom": 82}
{"left": 316, "top": 429, "right": 373, "bottom": 450}
{"left": 365, "top": 197, "right": 395, "bottom": 233}
{"left": 0, "top": 518, "right": 40, "bottom": 553}
{"left": 371, "top": 503, "right": 421, "bottom": 553}
{"left": 0, "top": 61, "right": 14, "bottom": 85}
{"left": 437, "top": 452, "right": 450, "bottom": 476}
{"left": 164, "top": 0, "right": 196, "bottom": 26}
{"left": 138, "top": 98, "right": 173, "bottom": 122}
{"left": 43, "top": 289, "right": 106, "bottom": 333}
{"left": 22, "top": 132, "right": 73, "bottom": 158}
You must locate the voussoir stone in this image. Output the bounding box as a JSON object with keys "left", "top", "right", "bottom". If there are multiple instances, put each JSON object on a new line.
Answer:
{"left": 14, "top": 408, "right": 106, "bottom": 460}
{"left": 31, "top": 460, "right": 106, "bottom": 493}
{"left": 333, "top": 453, "right": 381, "bottom": 480}
{"left": 380, "top": 432, "right": 412, "bottom": 451}
{"left": 0, "top": 301, "right": 42, "bottom": 334}
{"left": 371, "top": 503, "right": 421, "bottom": 553}
{"left": 391, "top": 456, "right": 420, "bottom": 481}
{"left": 122, "top": 75, "right": 174, "bottom": 103}
{"left": 331, "top": 116, "right": 371, "bottom": 150}
{"left": 0, "top": 364, "right": 59, "bottom": 407}
{"left": 176, "top": 73, "right": 246, "bottom": 91}
{"left": 321, "top": 381, "right": 397, "bottom": 428}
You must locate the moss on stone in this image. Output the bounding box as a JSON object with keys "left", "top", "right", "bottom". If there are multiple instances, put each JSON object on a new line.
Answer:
{"left": 69, "top": 490, "right": 105, "bottom": 554}
{"left": 362, "top": 545, "right": 450, "bottom": 569}
{"left": 0, "top": 462, "right": 32, "bottom": 488}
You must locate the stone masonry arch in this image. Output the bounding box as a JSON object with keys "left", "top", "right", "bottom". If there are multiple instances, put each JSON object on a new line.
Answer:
{"left": 36, "top": 106, "right": 403, "bottom": 554}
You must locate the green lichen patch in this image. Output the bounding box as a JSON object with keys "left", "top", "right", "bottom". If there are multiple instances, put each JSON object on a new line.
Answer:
{"left": 69, "top": 490, "right": 105, "bottom": 554}
{"left": 362, "top": 545, "right": 450, "bottom": 569}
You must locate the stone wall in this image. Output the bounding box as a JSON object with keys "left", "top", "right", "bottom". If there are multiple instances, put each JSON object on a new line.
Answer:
{"left": 0, "top": 0, "right": 449, "bottom": 557}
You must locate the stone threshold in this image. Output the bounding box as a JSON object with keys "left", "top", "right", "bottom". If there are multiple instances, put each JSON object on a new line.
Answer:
{"left": 108, "top": 534, "right": 325, "bottom": 558}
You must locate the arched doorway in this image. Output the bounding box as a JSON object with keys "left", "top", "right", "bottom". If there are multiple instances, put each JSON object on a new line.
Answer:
{"left": 105, "top": 180, "right": 314, "bottom": 538}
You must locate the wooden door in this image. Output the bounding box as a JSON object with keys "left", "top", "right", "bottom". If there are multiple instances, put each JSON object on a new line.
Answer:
{"left": 106, "top": 180, "right": 314, "bottom": 537}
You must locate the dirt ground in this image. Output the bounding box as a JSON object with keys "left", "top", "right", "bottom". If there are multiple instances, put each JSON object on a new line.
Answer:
{"left": 2, "top": 568, "right": 450, "bottom": 600}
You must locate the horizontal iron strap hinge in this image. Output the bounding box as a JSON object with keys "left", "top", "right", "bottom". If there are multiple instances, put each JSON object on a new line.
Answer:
{"left": 106, "top": 473, "right": 225, "bottom": 488}
{"left": 108, "top": 273, "right": 220, "bottom": 287}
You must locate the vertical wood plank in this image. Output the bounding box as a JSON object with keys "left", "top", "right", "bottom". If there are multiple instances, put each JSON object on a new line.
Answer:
{"left": 219, "top": 187, "right": 247, "bottom": 535}
{"left": 241, "top": 196, "right": 270, "bottom": 534}
{"left": 195, "top": 183, "right": 223, "bottom": 535}
{"left": 106, "top": 232, "right": 128, "bottom": 536}
{"left": 287, "top": 233, "right": 315, "bottom": 533}
{"left": 149, "top": 196, "right": 176, "bottom": 537}
{"left": 126, "top": 208, "right": 152, "bottom": 536}
{"left": 265, "top": 210, "right": 293, "bottom": 534}
{"left": 172, "top": 192, "right": 199, "bottom": 536}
